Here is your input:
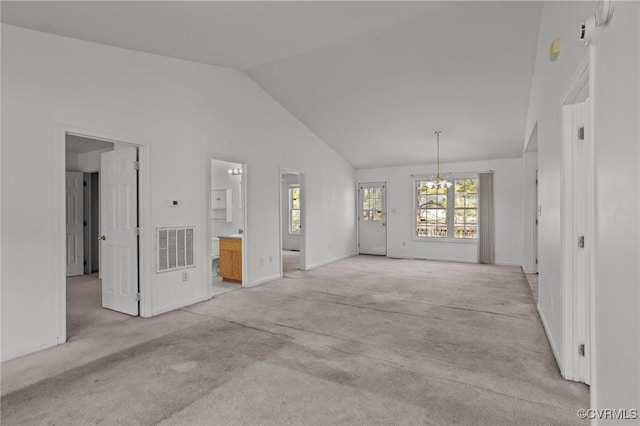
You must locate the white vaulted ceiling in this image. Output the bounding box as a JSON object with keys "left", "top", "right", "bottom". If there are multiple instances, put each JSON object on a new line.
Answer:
{"left": 2, "top": 1, "right": 543, "bottom": 168}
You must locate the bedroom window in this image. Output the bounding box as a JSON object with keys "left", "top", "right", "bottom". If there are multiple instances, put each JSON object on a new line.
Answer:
{"left": 289, "top": 185, "right": 301, "bottom": 234}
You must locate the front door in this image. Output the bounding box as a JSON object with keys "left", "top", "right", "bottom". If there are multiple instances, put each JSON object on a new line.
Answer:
{"left": 66, "top": 171, "right": 84, "bottom": 277}
{"left": 358, "top": 182, "right": 387, "bottom": 255}
{"left": 100, "top": 148, "right": 139, "bottom": 316}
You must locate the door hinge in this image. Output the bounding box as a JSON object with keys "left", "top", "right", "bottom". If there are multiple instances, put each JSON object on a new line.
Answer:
{"left": 578, "top": 236, "right": 585, "bottom": 248}
{"left": 134, "top": 161, "right": 140, "bottom": 170}
{"left": 579, "top": 343, "right": 585, "bottom": 357}
{"left": 135, "top": 227, "right": 141, "bottom": 236}
{"left": 535, "top": 258, "right": 538, "bottom": 265}
{"left": 84, "top": 220, "right": 87, "bottom": 226}
{"left": 135, "top": 293, "right": 141, "bottom": 302}
{"left": 83, "top": 180, "right": 87, "bottom": 187}
{"left": 578, "top": 127, "right": 585, "bottom": 141}
{"left": 535, "top": 219, "right": 538, "bottom": 225}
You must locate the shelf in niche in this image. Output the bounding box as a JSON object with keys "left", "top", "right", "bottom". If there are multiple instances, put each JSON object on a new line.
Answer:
{"left": 211, "top": 188, "right": 232, "bottom": 222}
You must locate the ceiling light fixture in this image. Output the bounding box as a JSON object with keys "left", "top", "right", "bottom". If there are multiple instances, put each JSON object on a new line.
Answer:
{"left": 425, "top": 130, "right": 452, "bottom": 189}
{"left": 228, "top": 168, "right": 242, "bottom": 175}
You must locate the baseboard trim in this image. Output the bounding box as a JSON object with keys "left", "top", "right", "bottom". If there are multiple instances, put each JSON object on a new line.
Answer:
{"left": 1, "top": 337, "right": 59, "bottom": 362}
{"left": 246, "top": 273, "right": 281, "bottom": 288}
{"left": 386, "top": 254, "right": 476, "bottom": 264}
{"left": 305, "top": 252, "right": 357, "bottom": 271}
{"left": 537, "top": 304, "right": 563, "bottom": 372}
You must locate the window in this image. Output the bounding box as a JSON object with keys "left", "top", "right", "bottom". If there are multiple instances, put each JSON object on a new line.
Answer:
{"left": 361, "top": 186, "right": 384, "bottom": 221}
{"left": 416, "top": 177, "right": 477, "bottom": 239}
{"left": 289, "top": 185, "right": 300, "bottom": 233}
{"left": 453, "top": 178, "right": 478, "bottom": 238}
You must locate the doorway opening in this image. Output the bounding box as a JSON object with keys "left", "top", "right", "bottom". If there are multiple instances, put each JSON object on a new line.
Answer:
{"left": 62, "top": 131, "right": 146, "bottom": 342}
{"left": 561, "top": 59, "right": 592, "bottom": 385}
{"left": 210, "top": 159, "right": 247, "bottom": 295}
{"left": 280, "top": 169, "right": 306, "bottom": 277}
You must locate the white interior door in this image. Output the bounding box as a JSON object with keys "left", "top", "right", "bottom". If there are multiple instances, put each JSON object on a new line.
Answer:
{"left": 100, "top": 148, "right": 139, "bottom": 316}
{"left": 66, "top": 171, "right": 84, "bottom": 277}
{"left": 358, "top": 182, "right": 387, "bottom": 255}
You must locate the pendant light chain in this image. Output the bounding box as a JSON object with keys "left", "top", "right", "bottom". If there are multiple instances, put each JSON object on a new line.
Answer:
{"left": 436, "top": 130, "right": 442, "bottom": 180}
{"left": 426, "top": 130, "right": 452, "bottom": 189}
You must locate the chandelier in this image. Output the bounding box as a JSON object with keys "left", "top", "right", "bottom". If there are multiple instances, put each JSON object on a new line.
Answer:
{"left": 425, "top": 130, "right": 452, "bottom": 189}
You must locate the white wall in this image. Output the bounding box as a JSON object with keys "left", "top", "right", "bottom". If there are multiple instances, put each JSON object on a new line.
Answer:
{"left": 355, "top": 157, "right": 522, "bottom": 266}
{"left": 526, "top": 1, "right": 640, "bottom": 413}
{"left": 524, "top": 0, "right": 593, "bottom": 375}
{"left": 591, "top": 1, "right": 640, "bottom": 413}
{"left": 1, "top": 25, "right": 356, "bottom": 361}
{"left": 66, "top": 147, "right": 113, "bottom": 172}
{"left": 281, "top": 173, "right": 301, "bottom": 251}
{"left": 65, "top": 153, "right": 80, "bottom": 171}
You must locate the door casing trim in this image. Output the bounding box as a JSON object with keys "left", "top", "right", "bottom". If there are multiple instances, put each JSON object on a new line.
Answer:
{"left": 279, "top": 168, "right": 307, "bottom": 276}
{"left": 56, "top": 124, "right": 152, "bottom": 345}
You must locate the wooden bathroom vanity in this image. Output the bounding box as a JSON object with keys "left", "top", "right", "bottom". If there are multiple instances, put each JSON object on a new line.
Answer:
{"left": 219, "top": 236, "right": 242, "bottom": 283}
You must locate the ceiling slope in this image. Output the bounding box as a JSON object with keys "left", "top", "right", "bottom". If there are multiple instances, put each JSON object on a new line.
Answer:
{"left": 2, "top": 1, "right": 543, "bottom": 168}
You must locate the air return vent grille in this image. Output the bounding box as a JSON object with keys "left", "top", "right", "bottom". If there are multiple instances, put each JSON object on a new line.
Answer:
{"left": 157, "top": 227, "right": 195, "bottom": 272}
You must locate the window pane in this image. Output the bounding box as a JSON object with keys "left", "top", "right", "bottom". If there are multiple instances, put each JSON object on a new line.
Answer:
{"left": 362, "top": 186, "right": 384, "bottom": 222}
{"left": 452, "top": 178, "right": 478, "bottom": 239}
{"left": 291, "top": 210, "right": 300, "bottom": 232}
{"left": 416, "top": 180, "right": 447, "bottom": 238}
{"left": 426, "top": 194, "right": 446, "bottom": 208}
{"left": 465, "top": 195, "right": 477, "bottom": 208}
{"left": 291, "top": 187, "right": 300, "bottom": 209}
{"left": 289, "top": 186, "right": 301, "bottom": 233}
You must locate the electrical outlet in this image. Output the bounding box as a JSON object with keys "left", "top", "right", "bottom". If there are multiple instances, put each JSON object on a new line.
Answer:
{"left": 182, "top": 271, "right": 189, "bottom": 281}
{"left": 268, "top": 255, "right": 273, "bottom": 264}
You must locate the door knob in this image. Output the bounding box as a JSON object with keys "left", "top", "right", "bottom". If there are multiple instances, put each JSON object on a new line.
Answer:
{"left": 97, "top": 235, "right": 106, "bottom": 241}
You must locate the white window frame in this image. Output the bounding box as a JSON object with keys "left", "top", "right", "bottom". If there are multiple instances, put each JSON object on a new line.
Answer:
{"left": 289, "top": 185, "right": 300, "bottom": 234}
{"left": 414, "top": 175, "right": 478, "bottom": 242}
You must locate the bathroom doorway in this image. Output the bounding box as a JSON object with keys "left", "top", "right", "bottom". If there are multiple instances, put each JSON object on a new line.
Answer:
{"left": 210, "top": 159, "right": 247, "bottom": 295}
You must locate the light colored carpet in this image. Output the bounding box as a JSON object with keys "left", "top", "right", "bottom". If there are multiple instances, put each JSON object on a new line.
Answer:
{"left": 2, "top": 256, "right": 587, "bottom": 425}
{"left": 211, "top": 277, "right": 241, "bottom": 296}
{"left": 282, "top": 249, "right": 300, "bottom": 275}
{"left": 66, "top": 274, "right": 131, "bottom": 339}
{"left": 525, "top": 273, "right": 539, "bottom": 303}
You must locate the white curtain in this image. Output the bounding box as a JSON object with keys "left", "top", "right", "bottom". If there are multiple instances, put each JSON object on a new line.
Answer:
{"left": 478, "top": 172, "right": 494, "bottom": 264}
